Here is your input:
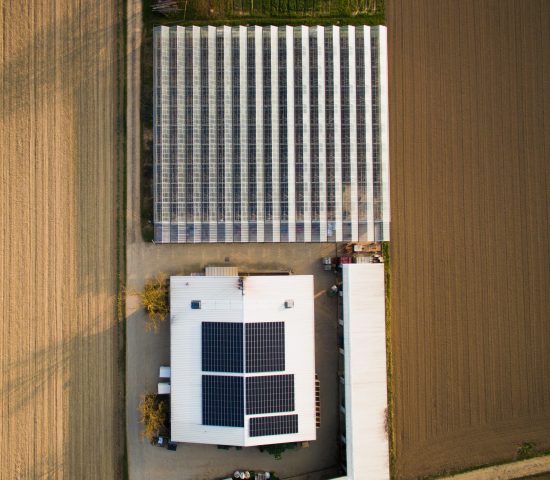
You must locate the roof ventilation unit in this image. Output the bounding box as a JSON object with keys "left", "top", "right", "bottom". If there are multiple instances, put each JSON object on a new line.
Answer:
{"left": 284, "top": 299, "right": 294, "bottom": 309}
{"left": 191, "top": 300, "right": 201, "bottom": 310}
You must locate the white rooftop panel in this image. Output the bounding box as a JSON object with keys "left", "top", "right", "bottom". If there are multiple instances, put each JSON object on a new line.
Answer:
{"left": 342, "top": 264, "right": 390, "bottom": 480}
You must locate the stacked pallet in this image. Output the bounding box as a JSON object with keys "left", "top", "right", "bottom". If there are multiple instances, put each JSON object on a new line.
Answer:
{"left": 151, "top": 0, "right": 181, "bottom": 14}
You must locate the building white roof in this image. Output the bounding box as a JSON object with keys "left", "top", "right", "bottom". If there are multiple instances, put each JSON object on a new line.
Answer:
{"left": 342, "top": 264, "right": 390, "bottom": 480}
{"left": 170, "top": 275, "right": 316, "bottom": 446}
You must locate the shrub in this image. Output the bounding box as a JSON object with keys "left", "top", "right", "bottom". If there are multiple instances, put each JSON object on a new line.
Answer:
{"left": 140, "top": 273, "right": 168, "bottom": 332}
{"left": 138, "top": 392, "right": 167, "bottom": 442}
{"left": 259, "top": 443, "right": 297, "bottom": 460}
{"left": 517, "top": 442, "right": 536, "bottom": 460}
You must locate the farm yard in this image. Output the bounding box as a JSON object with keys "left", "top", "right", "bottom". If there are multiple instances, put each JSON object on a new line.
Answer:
{"left": 388, "top": 0, "right": 550, "bottom": 478}
{"left": 125, "top": 1, "right": 376, "bottom": 477}
{"left": 0, "top": 0, "right": 125, "bottom": 478}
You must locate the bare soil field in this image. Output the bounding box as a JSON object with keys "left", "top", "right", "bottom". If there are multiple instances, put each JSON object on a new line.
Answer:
{"left": 0, "top": 0, "right": 125, "bottom": 478}
{"left": 387, "top": 0, "right": 550, "bottom": 478}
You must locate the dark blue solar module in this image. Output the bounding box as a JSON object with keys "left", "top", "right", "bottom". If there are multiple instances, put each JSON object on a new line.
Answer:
{"left": 249, "top": 414, "right": 299, "bottom": 437}
{"left": 246, "top": 374, "right": 295, "bottom": 415}
{"left": 245, "top": 322, "right": 285, "bottom": 373}
{"left": 202, "top": 322, "right": 243, "bottom": 372}
{"left": 202, "top": 375, "right": 244, "bottom": 427}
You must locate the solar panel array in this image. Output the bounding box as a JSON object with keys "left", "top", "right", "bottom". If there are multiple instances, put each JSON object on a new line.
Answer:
{"left": 202, "top": 375, "right": 244, "bottom": 427}
{"left": 201, "top": 321, "right": 299, "bottom": 434}
{"left": 245, "top": 322, "right": 285, "bottom": 372}
{"left": 249, "top": 414, "right": 299, "bottom": 437}
{"left": 202, "top": 322, "right": 243, "bottom": 372}
{"left": 246, "top": 374, "right": 295, "bottom": 415}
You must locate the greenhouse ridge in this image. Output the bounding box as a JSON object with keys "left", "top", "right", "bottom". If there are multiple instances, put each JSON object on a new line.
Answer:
{"left": 153, "top": 25, "right": 389, "bottom": 243}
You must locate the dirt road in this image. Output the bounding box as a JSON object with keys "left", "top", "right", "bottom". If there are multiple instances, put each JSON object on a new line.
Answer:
{"left": 388, "top": 0, "right": 550, "bottom": 478}
{"left": 442, "top": 455, "right": 550, "bottom": 480}
{"left": 0, "top": 0, "right": 125, "bottom": 478}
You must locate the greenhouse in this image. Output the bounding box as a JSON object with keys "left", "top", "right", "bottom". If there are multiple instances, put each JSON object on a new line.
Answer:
{"left": 153, "top": 25, "right": 389, "bottom": 243}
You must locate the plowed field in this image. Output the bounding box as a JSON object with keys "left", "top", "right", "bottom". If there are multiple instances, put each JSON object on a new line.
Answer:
{"left": 388, "top": 1, "right": 550, "bottom": 478}
{"left": 0, "top": 0, "right": 125, "bottom": 478}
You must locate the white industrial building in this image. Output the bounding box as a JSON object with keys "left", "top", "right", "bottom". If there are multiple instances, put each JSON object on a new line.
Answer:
{"left": 153, "top": 25, "right": 389, "bottom": 243}
{"left": 169, "top": 274, "right": 316, "bottom": 446}
{"left": 167, "top": 263, "right": 389, "bottom": 478}
{"left": 336, "top": 263, "right": 390, "bottom": 480}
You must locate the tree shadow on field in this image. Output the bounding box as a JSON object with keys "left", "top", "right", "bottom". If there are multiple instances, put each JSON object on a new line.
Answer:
{"left": 1, "top": 0, "right": 135, "bottom": 297}
{"left": 1, "top": 1, "right": 129, "bottom": 478}
{"left": 0, "top": 0, "right": 136, "bottom": 120}
{"left": 0, "top": 324, "right": 124, "bottom": 479}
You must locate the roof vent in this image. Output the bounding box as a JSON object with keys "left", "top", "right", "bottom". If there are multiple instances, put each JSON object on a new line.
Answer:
{"left": 191, "top": 300, "right": 201, "bottom": 310}
{"left": 284, "top": 299, "right": 294, "bottom": 309}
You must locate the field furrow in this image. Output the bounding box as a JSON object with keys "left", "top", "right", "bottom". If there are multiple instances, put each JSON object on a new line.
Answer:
{"left": 388, "top": 1, "right": 550, "bottom": 478}
{"left": 0, "top": 0, "right": 124, "bottom": 478}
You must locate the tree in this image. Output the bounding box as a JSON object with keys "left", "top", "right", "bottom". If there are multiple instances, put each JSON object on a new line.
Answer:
{"left": 138, "top": 393, "right": 167, "bottom": 442}
{"left": 140, "top": 273, "right": 168, "bottom": 333}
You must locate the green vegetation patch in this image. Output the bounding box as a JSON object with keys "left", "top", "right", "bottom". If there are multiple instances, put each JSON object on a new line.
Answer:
{"left": 517, "top": 442, "right": 538, "bottom": 460}
{"left": 382, "top": 241, "right": 396, "bottom": 478}
{"left": 140, "top": 11, "right": 156, "bottom": 242}
{"left": 145, "top": 0, "right": 384, "bottom": 26}
{"left": 258, "top": 442, "right": 297, "bottom": 460}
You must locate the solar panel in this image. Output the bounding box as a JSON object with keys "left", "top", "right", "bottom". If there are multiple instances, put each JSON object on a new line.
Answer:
{"left": 249, "top": 414, "right": 299, "bottom": 437}
{"left": 245, "top": 322, "right": 285, "bottom": 373}
{"left": 246, "top": 374, "right": 295, "bottom": 415}
{"left": 202, "top": 375, "right": 244, "bottom": 427}
{"left": 202, "top": 322, "right": 243, "bottom": 372}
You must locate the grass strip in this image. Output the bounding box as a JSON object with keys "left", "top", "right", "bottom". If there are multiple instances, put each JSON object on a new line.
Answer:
{"left": 382, "top": 241, "right": 396, "bottom": 478}
{"left": 144, "top": 0, "right": 385, "bottom": 25}
{"left": 115, "top": 0, "right": 128, "bottom": 476}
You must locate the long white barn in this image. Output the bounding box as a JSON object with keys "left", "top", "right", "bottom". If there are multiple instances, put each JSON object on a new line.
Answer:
{"left": 340, "top": 263, "right": 390, "bottom": 479}
{"left": 153, "top": 25, "right": 389, "bottom": 243}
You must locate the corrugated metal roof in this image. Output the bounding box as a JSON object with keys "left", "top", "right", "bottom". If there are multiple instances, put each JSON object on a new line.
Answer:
{"left": 342, "top": 264, "right": 390, "bottom": 480}
{"left": 205, "top": 266, "right": 239, "bottom": 276}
